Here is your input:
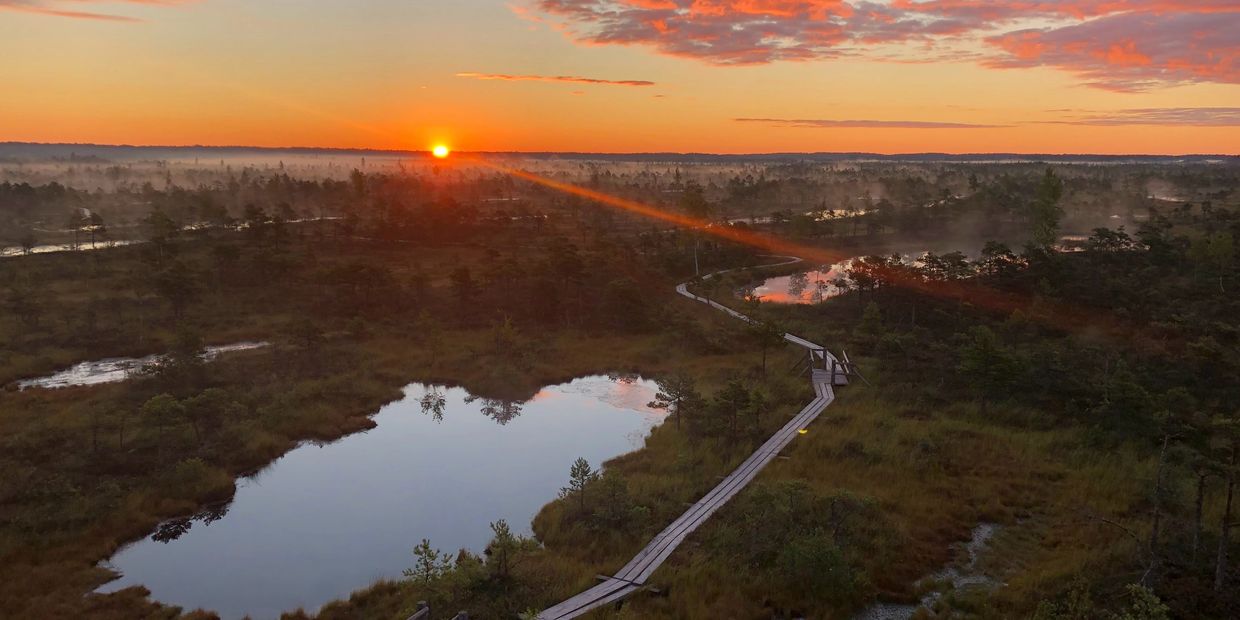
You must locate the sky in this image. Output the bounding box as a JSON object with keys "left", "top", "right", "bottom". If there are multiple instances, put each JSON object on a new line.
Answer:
{"left": 0, "top": 0, "right": 1237, "bottom": 154}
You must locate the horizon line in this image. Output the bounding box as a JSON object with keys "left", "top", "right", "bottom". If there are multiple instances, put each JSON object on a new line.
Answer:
{"left": 1, "top": 141, "right": 1236, "bottom": 160}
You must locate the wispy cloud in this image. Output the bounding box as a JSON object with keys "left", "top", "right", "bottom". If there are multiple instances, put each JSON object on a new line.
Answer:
{"left": 736, "top": 117, "right": 1006, "bottom": 129}
{"left": 740, "top": 108, "right": 1240, "bottom": 129}
{"left": 527, "top": 1, "right": 1240, "bottom": 90}
{"left": 456, "top": 72, "right": 656, "bottom": 87}
{"left": 0, "top": 0, "right": 193, "bottom": 22}
{"left": 1042, "top": 107, "right": 1240, "bottom": 126}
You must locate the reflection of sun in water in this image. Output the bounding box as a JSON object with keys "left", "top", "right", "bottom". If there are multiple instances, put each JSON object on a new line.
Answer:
{"left": 432, "top": 145, "right": 450, "bottom": 159}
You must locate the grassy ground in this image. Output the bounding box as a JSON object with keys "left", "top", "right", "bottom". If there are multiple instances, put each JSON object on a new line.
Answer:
{"left": 617, "top": 382, "right": 1156, "bottom": 618}
{"left": 0, "top": 227, "right": 726, "bottom": 617}
{"left": 0, "top": 230, "right": 1213, "bottom": 619}
{"left": 306, "top": 336, "right": 814, "bottom": 616}
{"left": 311, "top": 355, "right": 1165, "bottom": 620}
{"left": 3, "top": 316, "right": 790, "bottom": 619}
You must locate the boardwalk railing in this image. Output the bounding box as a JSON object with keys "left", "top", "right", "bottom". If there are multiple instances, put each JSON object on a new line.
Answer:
{"left": 407, "top": 602, "right": 430, "bottom": 620}
{"left": 405, "top": 603, "right": 470, "bottom": 620}
{"left": 538, "top": 260, "right": 842, "bottom": 620}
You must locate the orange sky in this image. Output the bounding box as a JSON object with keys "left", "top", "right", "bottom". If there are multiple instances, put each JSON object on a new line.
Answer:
{"left": 0, "top": 0, "right": 1237, "bottom": 154}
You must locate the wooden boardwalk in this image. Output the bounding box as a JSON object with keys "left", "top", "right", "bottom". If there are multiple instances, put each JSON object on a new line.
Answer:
{"left": 538, "top": 263, "right": 841, "bottom": 620}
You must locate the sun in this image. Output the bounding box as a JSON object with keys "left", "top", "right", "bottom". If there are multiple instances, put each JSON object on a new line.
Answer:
{"left": 432, "top": 145, "right": 450, "bottom": 159}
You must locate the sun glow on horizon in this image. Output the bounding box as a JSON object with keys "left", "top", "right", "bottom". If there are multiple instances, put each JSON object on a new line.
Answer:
{"left": 432, "top": 145, "right": 450, "bottom": 159}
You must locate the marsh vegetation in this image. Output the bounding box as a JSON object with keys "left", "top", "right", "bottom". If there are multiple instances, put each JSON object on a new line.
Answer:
{"left": 1, "top": 151, "right": 1237, "bottom": 619}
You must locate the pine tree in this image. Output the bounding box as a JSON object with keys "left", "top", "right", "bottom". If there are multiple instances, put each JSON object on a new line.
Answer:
{"left": 560, "top": 457, "right": 596, "bottom": 514}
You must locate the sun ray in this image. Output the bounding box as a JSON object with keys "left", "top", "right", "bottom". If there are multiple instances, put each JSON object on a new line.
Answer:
{"left": 463, "top": 154, "right": 1165, "bottom": 351}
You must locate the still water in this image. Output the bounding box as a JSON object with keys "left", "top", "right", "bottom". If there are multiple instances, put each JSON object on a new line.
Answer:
{"left": 0, "top": 240, "right": 138, "bottom": 258}
{"left": 17, "top": 343, "right": 269, "bottom": 390}
{"left": 97, "top": 375, "right": 664, "bottom": 619}
{"left": 745, "top": 259, "right": 855, "bottom": 304}
{"left": 746, "top": 250, "right": 946, "bottom": 305}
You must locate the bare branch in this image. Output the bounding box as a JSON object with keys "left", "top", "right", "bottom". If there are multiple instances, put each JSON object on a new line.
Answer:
{"left": 1082, "top": 511, "right": 1144, "bottom": 548}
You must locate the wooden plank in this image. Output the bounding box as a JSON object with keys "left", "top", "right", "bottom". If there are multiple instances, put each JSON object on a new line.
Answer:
{"left": 538, "top": 580, "right": 633, "bottom": 620}
{"left": 540, "top": 391, "right": 832, "bottom": 619}
{"left": 539, "top": 391, "right": 833, "bottom": 618}
{"left": 539, "top": 261, "right": 840, "bottom": 620}
{"left": 629, "top": 390, "right": 834, "bottom": 584}
{"left": 616, "top": 393, "right": 831, "bottom": 581}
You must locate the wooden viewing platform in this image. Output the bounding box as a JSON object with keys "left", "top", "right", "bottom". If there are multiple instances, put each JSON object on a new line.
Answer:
{"left": 538, "top": 264, "right": 845, "bottom": 619}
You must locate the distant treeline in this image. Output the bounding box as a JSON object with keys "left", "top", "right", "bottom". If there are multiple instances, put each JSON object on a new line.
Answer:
{"left": 2, "top": 142, "right": 1237, "bottom": 165}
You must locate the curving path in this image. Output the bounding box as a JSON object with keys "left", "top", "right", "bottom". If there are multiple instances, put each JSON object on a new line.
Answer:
{"left": 538, "top": 259, "right": 843, "bottom": 620}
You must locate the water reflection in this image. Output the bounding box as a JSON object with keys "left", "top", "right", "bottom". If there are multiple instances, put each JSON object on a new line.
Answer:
{"left": 465, "top": 395, "right": 524, "bottom": 425}
{"left": 749, "top": 250, "right": 955, "bottom": 305}
{"left": 787, "top": 272, "right": 808, "bottom": 298}
{"left": 97, "top": 375, "right": 663, "bottom": 620}
{"left": 608, "top": 372, "right": 639, "bottom": 385}
{"left": 151, "top": 505, "right": 231, "bottom": 544}
{"left": 748, "top": 259, "right": 855, "bottom": 305}
{"left": 419, "top": 388, "right": 447, "bottom": 422}
{"left": 16, "top": 342, "right": 269, "bottom": 390}
{"left": 0, "top": 240, "right": 139, "bottom": 258}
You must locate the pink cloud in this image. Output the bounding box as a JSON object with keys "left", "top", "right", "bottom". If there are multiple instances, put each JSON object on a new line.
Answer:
{"left": 986, "top": 11, "right": 1239, "bottom": 91}
{"left": 530, "top": 1, "right": 1240, "bottom": 89}
{"left": 534, "top": 0, "right": 856, "bottom": 64}
{"left": 890, "top": 1, "right": 1239, "bottom": 21}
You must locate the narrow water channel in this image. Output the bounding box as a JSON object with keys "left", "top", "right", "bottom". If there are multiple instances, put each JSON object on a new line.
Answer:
{"left": 0, "top": 240, "right": 139, "bottom": 258}
{"left": 16, "top": 342, "right": 269, "bottom": 390}
{"left": 853, "top": 523, "right": 1001, "bottom": 620}
{"left": 96, "top": 375, "right": 664, "bottom": 619}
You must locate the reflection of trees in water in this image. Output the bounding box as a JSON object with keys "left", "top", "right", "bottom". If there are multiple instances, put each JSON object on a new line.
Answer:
{"left": 199, "top": 503, "right": 229, "bottom": 526}
{"left": 787, "top": 272, "right": 809, "bottom": 298}
{"left": 608, "top": 373, "right": 639, "bottom": 385}
{"left": 151, "top": 503, "right": 230, "bottom": 543}
{"left": 809, "top": 269, "right": 842, "bottom": 303}
{"left": 420, "top": 388, "right": 447, "bottom": 422}
{"left": 465, "top": 395, "right": 524, "bottom": 425}
{"left": 419, "top": 387, "right": 525, "bottom": 426}
{"left": 152, "top": 518, "right": 193, "bottom": 543}
{"left": 815, "top": 277, "right": 835, "bottom": 302}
